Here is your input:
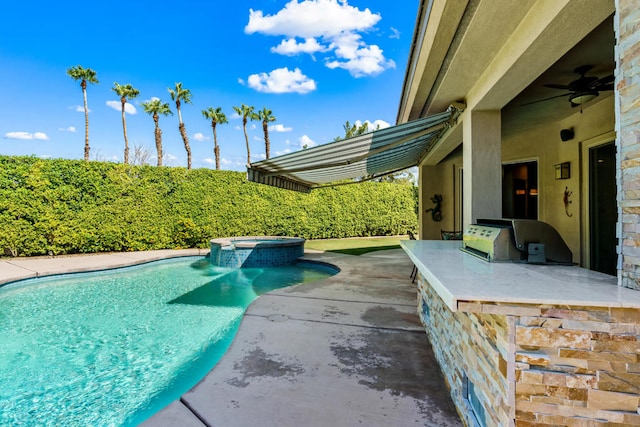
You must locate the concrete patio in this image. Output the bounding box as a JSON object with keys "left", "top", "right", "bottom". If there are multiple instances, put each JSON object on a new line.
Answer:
{"left": 0, "top": 248, "right": 461, "bottom": 426}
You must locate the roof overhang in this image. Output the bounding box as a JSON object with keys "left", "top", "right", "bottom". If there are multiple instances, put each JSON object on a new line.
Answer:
{"left": 397, "top": 0, "right": 614, "bottom": 125}
{"left": 248, "top": 104, "right": 464, "bottom": 193}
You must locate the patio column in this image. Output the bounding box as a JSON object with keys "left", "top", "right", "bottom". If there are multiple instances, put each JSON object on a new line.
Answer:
{"left": 462, "top": 110, "right": 502, "bottom": 227}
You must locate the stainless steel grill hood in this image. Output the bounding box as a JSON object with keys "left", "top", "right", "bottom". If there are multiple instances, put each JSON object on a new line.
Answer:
{"left": 461, "top": 219, "right": 573, "bottom": 265}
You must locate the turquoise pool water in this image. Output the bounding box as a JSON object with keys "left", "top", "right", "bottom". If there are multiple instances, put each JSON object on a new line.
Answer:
{"left": 0, "top": 257, "right": 336, "bottom": 426}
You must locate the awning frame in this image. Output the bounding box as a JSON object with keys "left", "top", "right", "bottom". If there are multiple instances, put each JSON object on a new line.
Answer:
{"left": 247, "top": 103, "right": 465, "bottom": 192}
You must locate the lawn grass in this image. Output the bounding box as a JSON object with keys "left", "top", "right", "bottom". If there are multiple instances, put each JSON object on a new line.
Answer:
{"left": 305, "top": 235, "right": 408, "bottom": 255}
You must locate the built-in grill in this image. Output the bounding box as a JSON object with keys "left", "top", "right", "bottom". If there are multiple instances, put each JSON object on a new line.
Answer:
{"left": 460, "top": 219, "right": 573, "bottom": 265}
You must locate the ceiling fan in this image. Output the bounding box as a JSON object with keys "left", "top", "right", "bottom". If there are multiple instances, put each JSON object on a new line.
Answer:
{"left": 523, "top": 65, "right": 614, "bottom": 107}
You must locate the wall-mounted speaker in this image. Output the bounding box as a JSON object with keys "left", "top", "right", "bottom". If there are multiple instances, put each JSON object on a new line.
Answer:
{"left": 560, "top": 128, "right": 575, "bottom": 141}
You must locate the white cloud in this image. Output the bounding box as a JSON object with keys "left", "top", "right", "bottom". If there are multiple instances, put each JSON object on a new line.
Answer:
{"left": 247, "top": 67, "right": 316, "bottom": 94}
{"left": 193, "top": 132, "right": 208, "bottom": 141}
{"left": 245, "top": 0, "right": 394, "bottom": 77}
{"left": 106, "top": 100, "right": 137, "bottom": 115}
{"left": 59, "top": 126, "right": 76, "bottom": 132}
{"left": 389, "top": 27, "right": 400, "bottom": 39}
{"left": 299, "top": 134, "right": 316, "bottom": 148}
{"left": 270, "top": 124, "right": 292, "bottom": 132}
{"left": 325, "top": 33, "right": 395, "bottom": 77}
{"left": 203, "top": 158, "right": 215, "bottom": 165}
{"left": 73, "top": 105, "right": 88, "bottom": 113}
{"left": 5, "top": 131, "right": 49, "bottom": 140}
{"left": 245, "top": 0, "right": 380, "bottom": 38}
{"left": 271, "top": 37, "right": 326, "bottom": 56}
{"left": 353, "top": 119, "right": 391, "bottom": 131}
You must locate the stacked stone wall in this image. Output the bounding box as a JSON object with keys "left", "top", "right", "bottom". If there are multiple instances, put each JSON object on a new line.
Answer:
{"left": 418, "top": 278, "right": 512, "bottom": 426}
{"left": 417, "top": 275, "right": 640, "bottom": 426}
{"left": 616, "top": 0, "right": 640, "bottom": 290}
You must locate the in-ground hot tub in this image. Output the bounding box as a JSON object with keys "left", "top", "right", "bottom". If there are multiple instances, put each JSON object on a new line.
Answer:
{"left": 209, "top": 236, "right": 305, "bottom": 268}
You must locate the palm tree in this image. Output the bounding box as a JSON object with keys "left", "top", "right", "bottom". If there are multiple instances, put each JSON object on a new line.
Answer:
{"left": 233, "top": 104, "right": 255, "bottom": 165}
{"left": 168, "top": 83, "right": 193, "bottom": 169}
{"left": 66, "top": 65, "right": 99, "bottom": 161}
{"left": 251, "top": 107, "right": 276, "bottom": 159}
{"left": 202, "top": 107, "right": 228, "bottom": 170}
{"left": 112, "top": 82, "right": 140, "bottom": 164}
{"left": 141, "top": 99, "right": 173, "bottom": 166}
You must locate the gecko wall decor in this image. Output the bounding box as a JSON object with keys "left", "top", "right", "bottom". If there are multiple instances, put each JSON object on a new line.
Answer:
{"left": 426, "top": 194, "right": 443, "bottom": 222}
{"left": 563, "top": 187, "right": 573, "bottom": 217}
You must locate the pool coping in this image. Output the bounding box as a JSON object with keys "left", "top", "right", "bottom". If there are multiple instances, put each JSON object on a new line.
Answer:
{"left": 210, "top": 236, "right": 305, "bottom": 248}
{"left": 0, "top": 248, "right": 207, "bottom": 286}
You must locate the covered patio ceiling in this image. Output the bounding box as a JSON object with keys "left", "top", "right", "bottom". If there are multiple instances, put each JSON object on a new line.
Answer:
{"left": 399, "top": 1, "right": 614, "bottom": 126}
{"left": 396, "top": 0, "right": 614, "bottom": 164}
{"left": 247, "top": 105, "right": 463, "bottom": 193}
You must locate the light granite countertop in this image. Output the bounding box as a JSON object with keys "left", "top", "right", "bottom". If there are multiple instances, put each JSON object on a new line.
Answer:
{"left": 401, "top": 240, "right": 640, "bottom": 312}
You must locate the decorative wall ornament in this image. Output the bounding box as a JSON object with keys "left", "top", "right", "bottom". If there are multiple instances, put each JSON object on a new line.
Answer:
{"left": 563, "top": 187, "right": 573, "bottom": 217}
{"left": 426, "top": 194, "right": 443, "bottom": 222}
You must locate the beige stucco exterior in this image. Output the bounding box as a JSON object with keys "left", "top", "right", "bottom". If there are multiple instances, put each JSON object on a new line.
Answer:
{"left": 420, "top": 96, "right": 615, "bottom": 265}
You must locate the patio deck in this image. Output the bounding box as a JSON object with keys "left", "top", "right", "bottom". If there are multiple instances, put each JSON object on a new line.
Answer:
{"left": 0, "top": 248, "right": 461, "bottom": 426}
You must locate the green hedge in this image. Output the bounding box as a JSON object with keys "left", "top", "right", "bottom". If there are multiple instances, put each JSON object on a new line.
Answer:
{"left": 0, "top": 156, "right": 418, "bottom": 256}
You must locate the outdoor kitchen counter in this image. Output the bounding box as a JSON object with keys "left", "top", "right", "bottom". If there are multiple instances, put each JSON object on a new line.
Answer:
{"left": 401, "top": 239, "right": 640, "bottom": 312}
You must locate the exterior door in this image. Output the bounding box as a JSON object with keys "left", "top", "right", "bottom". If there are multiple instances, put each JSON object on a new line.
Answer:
{"left": 589, "top": 142, "right": 617, "bottom": 275}
{"left": 502, "top": 161, "right": 538, "bottom": 220}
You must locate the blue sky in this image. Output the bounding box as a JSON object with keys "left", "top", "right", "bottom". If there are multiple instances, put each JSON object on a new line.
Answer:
{"left": 0, "top": 0, "right": 418, "bottom": 171}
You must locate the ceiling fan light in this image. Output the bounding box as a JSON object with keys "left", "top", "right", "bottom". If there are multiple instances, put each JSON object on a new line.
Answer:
{"left": 569, "top": 91, "right": 598, "bottom": 105}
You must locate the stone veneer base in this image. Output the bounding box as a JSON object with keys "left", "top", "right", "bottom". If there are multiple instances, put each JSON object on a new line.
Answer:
{"left": 417, "top": 273, "right": 640, "bottom": 426}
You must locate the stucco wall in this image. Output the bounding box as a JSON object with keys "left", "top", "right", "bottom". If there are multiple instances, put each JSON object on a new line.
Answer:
{"left": 502, "top": 97, "right": 615, "bottom": 265}
{"left": 418, "top": 97, "right": 614, "bottom": 266}
{"left": 420, "top": 162, "right": 458, "bottom": 239}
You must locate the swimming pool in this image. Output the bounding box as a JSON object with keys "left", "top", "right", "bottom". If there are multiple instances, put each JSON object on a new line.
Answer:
{"left": 0, "top": 256, "right": 337, "bottom": 426}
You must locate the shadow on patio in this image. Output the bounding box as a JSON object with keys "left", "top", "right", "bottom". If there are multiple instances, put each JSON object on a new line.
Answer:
{"left": 143, "top": 248, "right": 461, "bottom": 427}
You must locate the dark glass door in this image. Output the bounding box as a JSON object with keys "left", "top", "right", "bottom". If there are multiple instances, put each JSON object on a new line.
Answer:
{"left": 502, "top": 161, "right": 538, "bottom": 219}
{"left": 589, "top": 142, "right": 617, "bottom": 275}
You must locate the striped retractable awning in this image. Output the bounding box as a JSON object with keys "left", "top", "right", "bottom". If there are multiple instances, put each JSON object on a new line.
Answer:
{"left": 247, "top": 105, "right": 463, "bottom": 193}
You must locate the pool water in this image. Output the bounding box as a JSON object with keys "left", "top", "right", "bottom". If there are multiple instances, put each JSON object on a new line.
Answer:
{"left": 0, "top": 257, "right": 336, "bottom": 426}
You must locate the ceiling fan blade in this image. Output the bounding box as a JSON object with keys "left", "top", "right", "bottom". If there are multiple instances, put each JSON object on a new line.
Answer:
{"left": 520, "top": 93, "right": 571, "bottom": 107}
{"left": 571, "top": 76, "right": 598, "bottom": 91}
{"left": 591, "top": 75, "right": 615, "bottom": 90}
